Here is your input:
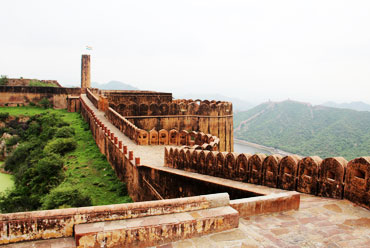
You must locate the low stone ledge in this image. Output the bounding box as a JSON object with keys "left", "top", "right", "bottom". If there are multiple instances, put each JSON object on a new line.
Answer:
{"left": 75, "top": 206, "right": 239, "bottom": 248}
{"left": 229, "top": 191, "right": 300, "bottom": 218}
{"left": 0, "top": 193, "right": 229, "bottom": 245}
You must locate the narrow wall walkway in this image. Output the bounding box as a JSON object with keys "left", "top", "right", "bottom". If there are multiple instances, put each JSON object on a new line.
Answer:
{"left": 82, "top": 94, "right": 165, "bottom": 168}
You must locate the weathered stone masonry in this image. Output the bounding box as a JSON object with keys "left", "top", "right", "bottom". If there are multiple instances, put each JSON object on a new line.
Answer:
{"left": 165, "top": 146, "right": 370, "bottom": 210}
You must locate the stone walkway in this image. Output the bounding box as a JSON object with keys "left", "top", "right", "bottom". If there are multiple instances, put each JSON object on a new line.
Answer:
{"left": 82, "top": 94, "right": 166, "bottom": 168}
{"left": 168, "top": 194, "right": 370, "bottom": 248}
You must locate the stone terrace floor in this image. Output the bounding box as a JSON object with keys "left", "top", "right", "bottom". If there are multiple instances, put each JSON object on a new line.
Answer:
{"left": 168, "top": 194, "right": 370, "bottom": 248}
{"left": 3, "top": 194, "right": 369, "bottom": 248}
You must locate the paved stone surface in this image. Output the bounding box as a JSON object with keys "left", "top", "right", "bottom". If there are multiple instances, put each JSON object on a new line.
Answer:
{"left": 167, "top": 194, "right": 370, "bottom": 248}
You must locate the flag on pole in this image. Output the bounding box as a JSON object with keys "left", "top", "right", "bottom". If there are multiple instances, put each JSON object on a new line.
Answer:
{"left": 86, "top": 46, "right": 93, "bottom": 50}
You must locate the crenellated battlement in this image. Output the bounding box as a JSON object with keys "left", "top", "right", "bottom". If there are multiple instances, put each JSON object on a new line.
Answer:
{"left": 164, "top": 146, "right": 370, "bottom": 210}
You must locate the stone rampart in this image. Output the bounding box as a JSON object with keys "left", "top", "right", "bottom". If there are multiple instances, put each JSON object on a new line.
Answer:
{"left": 0, "top": 86, "right": 81, "bottom": 108}
{"left": 106, "top": 105, "right": 220, "bottom": 149}
{"left": 92, "top": 89, "right": 234, "bottom": 152}
{"left": 165, "top": 147, "right": 370, "bottom": 209}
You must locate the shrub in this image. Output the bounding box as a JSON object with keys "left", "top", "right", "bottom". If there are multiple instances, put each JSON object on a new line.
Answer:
{"left": 55, "top": 126, "right": 75, "bottom": 138}
{"left": 5, "top": 135, "right": 20, "bottom": 147}
{"left": 41, "top": 186, "right": 92, "bottom": 209}
{"left": 0, "top": 186, "right": 40, "bottom": 213}
{"left": 39, "top": 98, "right": 52, "bottom": 109}
{"left": 44, "top": 138, "right": 77, "bottom": 155}
{"left": 4, "top": 143, "right": 33, "bottom": 172}
{"left": 0, "top": 112, "right": 9, "bottom": 121}
{"left": 0, "top": 75, "right": 8, "bottom": 86}
{"left": 30, "top": 154, "right": 64, "bottom": 195}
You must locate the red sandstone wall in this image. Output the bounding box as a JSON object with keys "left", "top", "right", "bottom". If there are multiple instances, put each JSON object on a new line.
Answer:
{"left": 0, "top": 86, "right": 81, "bottom": 108}
{"left": 106, "top": 93, "right": 234, "bottom": 152}
{"left": 165, "top": 147, "right": 370, "bottom": 210}
{"left": 80, "top": 97, "right": 258, "bottom": 202}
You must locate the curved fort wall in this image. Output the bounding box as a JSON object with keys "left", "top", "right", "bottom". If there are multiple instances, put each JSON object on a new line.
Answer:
{"left": 88, "top": 88, "right": 234, "bottom": 152}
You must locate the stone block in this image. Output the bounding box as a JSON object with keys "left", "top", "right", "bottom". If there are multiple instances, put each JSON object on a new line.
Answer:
{"left": 344, "top": 157, "right": 370, "bottom": 209}
{"left": 149, "top": 129, "right": 159, "bottom": 145}
{"left": 262, "top": 154, "right": 282, "bottom": 188}
{"left": 278, "top": 155, "right": 302, "bottom": 191}
{"left": 230, "top": 191, "right": 300, "bottom": 218}
{"left": 178, "top": 130, "right": 188, "bottom": 146}
{"left": 248, "top": 154, "right": 267, "bottom": 185}
{"left": 225, "top": 153, "right": 237, "bottom": 179}
{"left": 236, "top": 153, "right": 251, "bottom": 182}
{"left": 318, "top": 157, "right": 347, "bottom": 199}
{"left": 206, "top": 152, "right": 216, "bottom": 177}
{"left": 215, "top": 152, "right": 226, "bottom": 178}
{"left": 159, "top": 129, "right": 169, "bottom": 145}
{"left": 136, "top": 130, "right": 149, "bottom": 145}
{"left": 169, "top": 129, "right": 179, "bottom": 145}
{"left": 297, "top": 156, "right": 322, "bottom": 195}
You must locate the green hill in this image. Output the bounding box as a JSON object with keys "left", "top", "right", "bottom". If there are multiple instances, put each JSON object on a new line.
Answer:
{"left": 234, "top": 100, "right": 370, "bottom": 160}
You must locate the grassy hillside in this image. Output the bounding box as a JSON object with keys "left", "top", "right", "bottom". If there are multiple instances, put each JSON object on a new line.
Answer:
{"left": 234, "top": 100, "right": 370, "bottom": 160}
{"left": 0, "top": 107, "right": 131, "bottom": 213}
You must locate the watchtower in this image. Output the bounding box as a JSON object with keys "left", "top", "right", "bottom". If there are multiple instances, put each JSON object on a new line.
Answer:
{"left": 81, "top": 54, "right": 91, "bottom": 92}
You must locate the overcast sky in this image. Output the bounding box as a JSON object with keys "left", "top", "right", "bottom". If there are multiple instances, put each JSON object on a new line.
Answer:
{"left": 1, "top": 0, "right": 369, "bottom": 104}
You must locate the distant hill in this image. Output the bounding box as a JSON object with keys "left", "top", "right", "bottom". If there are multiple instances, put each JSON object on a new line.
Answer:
{"left": 91, "top": 80, "right": 139, "bottom": 91}
{"left": 174, "top": 93, "right": 255, "bottom": 112}
{"left": 234, "top": 100, "right": 370, "bottom": 160}
{"left": 320, "top": 101, "right": 370, "bottom": 112}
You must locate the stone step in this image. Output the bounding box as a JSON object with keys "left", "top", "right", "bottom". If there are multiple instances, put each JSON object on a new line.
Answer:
{"left": 74, "top": 206, "right": 239, "bottom": 248}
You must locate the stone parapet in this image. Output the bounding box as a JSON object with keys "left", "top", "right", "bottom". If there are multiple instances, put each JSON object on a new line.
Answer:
{"left": 165, "top": 147, "right": 370, "bottom": 210}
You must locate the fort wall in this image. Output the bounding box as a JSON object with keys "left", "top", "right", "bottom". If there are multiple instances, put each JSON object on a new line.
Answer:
{"left": 0, "top": 86, "right": 81, "bottom": 108}
{"left": 80, "top": 96, "right": 262, "bottom": 202}
{"left": 164, "top": 147, "right": 370, "bottom": 210}
{"left": 89, "top": 88, "right": 234, "bottom": 152}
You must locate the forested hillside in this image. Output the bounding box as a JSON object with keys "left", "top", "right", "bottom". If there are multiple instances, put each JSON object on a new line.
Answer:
{"left": 234, "top": 100, "right": 370, "bottom": 160}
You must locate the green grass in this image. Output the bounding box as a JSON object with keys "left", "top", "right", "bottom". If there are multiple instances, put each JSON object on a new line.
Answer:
{"left": 0, "top": 172, "right": 14, "bottom": 193}
{"left": 0, "top": 106, "right": 132, "bottom": 206}
{"left": 0, "top": 161, "right": 14, "bottom": 194}
{"left": 29, "top": 80, "right": 57, "bottom": 87}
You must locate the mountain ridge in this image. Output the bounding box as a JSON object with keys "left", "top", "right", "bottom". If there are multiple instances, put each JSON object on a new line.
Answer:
{"left": 234, "top": 100, "right": 370, "bottom": 160}
{"left": 320, "top": 101, "right": 370, "bottom": 112}
{"left": 91, "top": 80, "right": 139, "bottom": 91}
